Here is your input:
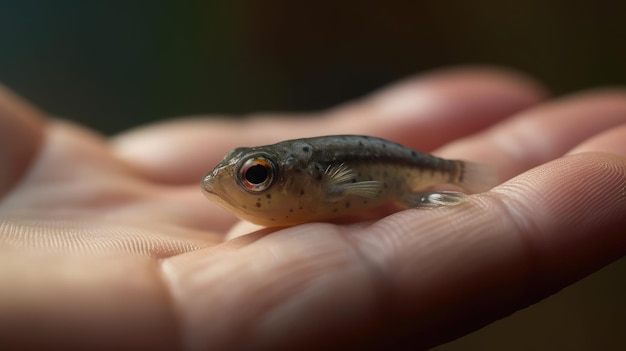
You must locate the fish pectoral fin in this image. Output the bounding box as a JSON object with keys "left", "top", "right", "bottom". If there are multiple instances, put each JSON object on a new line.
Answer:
{"left": 324, "top": 163, "right": 356, "bottom": 184}
{"left": 328, "top": 181, "right": 381, "bottom": 201}
{"left": 342, "top": 181, "right": 381, "bottom": 198}
{"left": 324, "top": 164, "right": 381, "bottom": 201}
{"left": 400, "top": 191, "right": 467, "bottom": 208}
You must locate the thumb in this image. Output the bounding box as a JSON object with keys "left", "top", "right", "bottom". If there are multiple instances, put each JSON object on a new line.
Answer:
{"left": 0, "top": 85, "right": 46, "bottom": 198}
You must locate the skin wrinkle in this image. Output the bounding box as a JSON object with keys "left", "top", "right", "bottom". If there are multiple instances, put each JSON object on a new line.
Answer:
{"left": 0, "top": 218, "right": 211, "bottom": 257}
{"left": 548, "top": 164, "right": 608, "bottom": 227}
{"left": 161, "top": 252, "right": 231, "bottom": 351}
{"left": 342, "top": 209, "right": 458, "bottom": 344}
{"left": 144, "top": 259, "right": 185, "bottom": 351}
{"left": 336, "top": 222, "right": 396, "bottom": 323}
{"left": 158, "top": 259, "right": 187, "bottom": 351}
{"left": 557, "top": 156, "right": 626, "bottom": 238}
{"left": 479, "top": 191, "right": 538, "bottom": 292}
{"left": 242, "top": 267, "right": 377, "bottom": 350}
{"left": 173, "top": 226, "right": 389, "bottom": 351}
{"left": 490, "top": 153, "right": 626, "bottom": 286}
{"left": 528, "top": 155, "right": 624, "bottom": 243}
{"left": 343, "top": 198, "right": 531, "bottom": 349}
{"left": 237, "top": 228, "right": 371, "bottom": 350}
{"left": 355, "top": 209, "right": 439, "bottom": 276}
{"left": 167, "top": 238, "right": 328, "bottom": 350}
{"left": 366, "top": 206, "right": 482, "bottom": 273}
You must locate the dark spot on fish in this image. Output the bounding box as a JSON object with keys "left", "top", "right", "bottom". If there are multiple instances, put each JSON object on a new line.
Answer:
{"left": 302, "top": 146, "right": 310, "bottom": 152}
{"left": 289, "top": 208, "right": 294, "bottom": 212}
{"left": 266, "top": 194, "right": 272, "bottom": 199}
{"left": 257, "top": 197, "right": 262, "bottom": 201}
{"left": 382, "top": 143, "right": 387, "bottom": 148}
{"left": 255, "top": 202, "right": 261, "bottom": 208}
{"left": 299, "top": 205, "right": 303, "bottom": 210}
{"left": 358, "top": 141, "right": 364, "bottom": 147}
{"left": 362, "top": 200, "right": 368, "bottom": 204}
{"left": 300, "top": 189, "right": 305, "bottom": 195}
{"left": 333, "top": 208, "right": 338, "bottom": 213}
{"left": 316, "top": 174, "right": 323, "bottom": 181}
{"left": 383, "top": 182, "right": 388, "bottom": 188}
{"left": 294, "top": 169, "right": 301, "bottom": 173}
{"left": 411, "top": 151, "right": 417, "bottom": 157}
{"left": 271, "top": 218, "right": 276, "bottom": 221}
{"left": 345, "top": 202, "right": 351, "bottom": 208}
{"left": 242, "top": 205, "right": 247, "bottom": 209}
{"left": 351, "top": 179, "right": 357, "bottom": 183}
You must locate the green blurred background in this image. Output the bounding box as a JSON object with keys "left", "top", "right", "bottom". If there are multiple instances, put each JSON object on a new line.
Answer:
{"left": 1, "top": 0, "right": 625, "bottom": 349}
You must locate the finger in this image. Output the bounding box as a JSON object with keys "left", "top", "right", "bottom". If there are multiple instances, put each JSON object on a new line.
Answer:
{"left": 165, "top": 152, "right": 626, "bottom": 350}
{"left": 568, "top": 123, "right": 626, "bottom": 155}
{"left": 0, "top": 252, "right": 179, "bottom": 350}
{"left": 0, "top": 84, "right": 46, "bottom": 198}
{"left": 346, "top": 152, "right": 626, "bottom": 348}
{"left": 437, "top": 90, "right": 626, "bottom": 181}
{"left": 112, "top": 67, "right": 545, "bottom": 184}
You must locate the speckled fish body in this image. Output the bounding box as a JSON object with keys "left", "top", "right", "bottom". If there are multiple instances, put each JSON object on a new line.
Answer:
{"left": 202, "top": 135, "right": 497, "bottom": 227}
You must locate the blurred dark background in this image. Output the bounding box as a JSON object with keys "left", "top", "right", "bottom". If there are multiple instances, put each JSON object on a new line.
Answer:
{"left": 1, "top": 1, "right": 625, "bottom": 349}
{"left": 1, "top": 1, "right": 625, "bottom": 134}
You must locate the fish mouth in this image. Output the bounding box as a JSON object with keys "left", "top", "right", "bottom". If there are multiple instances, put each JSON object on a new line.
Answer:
{"left": 201, "top": 173, "right": 232, "bottom": 206}
{"left": 200, "top": 173, "right": 241, "bottom": 215}
{"left": 200, "top": 174, "right": 218, "bottom": 196}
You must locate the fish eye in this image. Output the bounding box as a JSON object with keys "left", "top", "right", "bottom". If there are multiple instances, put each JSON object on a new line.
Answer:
{"left": 237, "top": 156, "right": 277, "bottom": 192}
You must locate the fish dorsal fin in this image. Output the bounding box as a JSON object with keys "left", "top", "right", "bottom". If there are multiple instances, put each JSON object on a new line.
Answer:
{"left": 325, "top": 164, "right": 381, "bottom": 200}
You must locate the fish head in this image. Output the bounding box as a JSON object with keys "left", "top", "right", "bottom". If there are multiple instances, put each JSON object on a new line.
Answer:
{"left": 201, "top": 142, "right": 318, "bottom": 226}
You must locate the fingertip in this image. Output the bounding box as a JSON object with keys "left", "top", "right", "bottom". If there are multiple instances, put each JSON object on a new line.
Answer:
{"left": 339, "top": 66, "right": 547, "bottom": 151}
{"left": 0, "top": 84, "right": 46, "bottom": 197}
{"left": 491, "top": 152, "right": 626, "bottom": 272}
{"left": 372, "top": 65, "right": 547, "bottom": 104}
{"left": 568, "top": 120, "right": 626, "bottom": 157}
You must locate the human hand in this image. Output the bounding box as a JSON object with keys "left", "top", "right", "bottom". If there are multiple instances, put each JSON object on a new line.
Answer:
{"left": 1, "top": 67, "right": 625, "bottom": 350}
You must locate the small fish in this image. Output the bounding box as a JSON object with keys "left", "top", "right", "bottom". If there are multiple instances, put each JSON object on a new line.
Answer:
{"left": 201, "top": 135, "right": 497, "bottom": 227}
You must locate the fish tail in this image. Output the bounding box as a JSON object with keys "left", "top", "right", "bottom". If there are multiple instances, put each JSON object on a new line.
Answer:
{"left": 454, "top": 160, "right": 499, "bottom": 193}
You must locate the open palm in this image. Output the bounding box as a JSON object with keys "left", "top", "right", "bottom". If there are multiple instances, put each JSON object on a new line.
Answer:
{"left": 1, "top": 68, "right": 625, "bottom": 350}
